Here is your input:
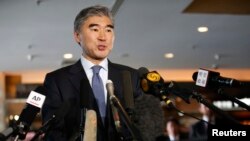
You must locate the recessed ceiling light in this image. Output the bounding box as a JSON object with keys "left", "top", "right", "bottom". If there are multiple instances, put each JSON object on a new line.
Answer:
{"left": 164, "top": 53, "right": 174, "bottom": 59}
{"left": 214, "top": 54, "right": 220, "bottom": 60}
{"left": 27, "top": 54, "right": 34, "bottom": 61}
{"left": 197, "top": 26, "right": 208, "bottom": 32}
{"left": 64, "top": 53, "right": 73, "bottom": 59}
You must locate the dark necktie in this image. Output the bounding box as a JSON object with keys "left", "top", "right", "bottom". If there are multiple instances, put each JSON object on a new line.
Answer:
{"left": 92, "top": 65, "right": 106, "bottom": 124}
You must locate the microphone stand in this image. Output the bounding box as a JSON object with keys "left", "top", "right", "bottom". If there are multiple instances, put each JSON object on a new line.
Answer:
{"left": 79, "top": 108, "right": 86, "bottom": 141}
{"left": 0, "top": 126, "right": 17, "bottom": 141}
{"left": 125, "top": 108, "right": 136, "bottom": 123}
{"left": 0, "top": 122, "right": 30, "bottom": 141}
{"left": 13, "top": 122, "right": 29, "bottom": 141}
{"left": 68, "top": 108, "right": 86, "bottom": 141}
{"left": 30, "top": 115, "right": 56, "bottom": 141}
{"left": 217, "top": 88, "right": 250, "bottom": 111}
{"left": 110, "top": 96, "right": 143, "bottom": 141}
{"left": 191, "top": 91, "right": 240, "bottom": 125}
{"left": 160, "top": 100, "right": 212, "bottom": 126}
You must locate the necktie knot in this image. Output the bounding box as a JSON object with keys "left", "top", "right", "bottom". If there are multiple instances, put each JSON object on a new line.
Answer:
{"left": 92, "top": 65, "right": 102, "bottom": 74}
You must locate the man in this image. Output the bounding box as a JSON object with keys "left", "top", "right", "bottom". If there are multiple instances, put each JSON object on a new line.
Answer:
{"left": 156, "top": 117, "right": 188, "bottom": 141}
{"left": 189, "top": 101, "right": 215, "bottom": 141}
{"left": 41, "top": 5, "right": 144, "bottom": 141}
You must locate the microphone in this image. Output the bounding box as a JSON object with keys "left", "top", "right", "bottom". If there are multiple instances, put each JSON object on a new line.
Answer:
{"left": 106, "top": 80, "right": 143, "bottom": 141}
{"left": 83, "top": 110, "right": 97, "bottom": 141}
{"left": 106, "top": 80, "right": 122, "bottom": 136}
{"left": 30, "top": 101, "right": 70, "bottom": 141}
{"left": 193, "top": 68, "right": 250, "bottom": 111}
{"left": 138, "top": 67, "right": 165, "bottom": 96}
{"left": 138, "top": 67, "right": 175, "bottom": 105}
{"left": 138, "top": 67, "right": 211, "bottom": 122}
{"left": 192, "top": 68, "right": 244, "bottom": 88}
{"left": 138, "top": 67, "right": 241, "bottom": 125}
{"left": 79, "top": 78, "right": 92, "bottom": 141}
{"left": 138, "top": 67, "right": 192, "bottom": 104}
{"left": 0, "top": 86, "right": 46, "bottom": 140}
{"left": 106, "top": 80, "right": 116, "bottom": 100}
{"left": 80, "top": 78, "right": 92, "bottom": 109}
{"left": 69, "top": 78, "right": 93, "bottom": 141}
{"left": 121, "top": 71, "right": 134, "bottom": 115}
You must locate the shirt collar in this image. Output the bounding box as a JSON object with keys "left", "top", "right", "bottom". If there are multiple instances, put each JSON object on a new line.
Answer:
{"left": 80, "top": 55, "right": 108, "bottom": 71}
{"left": 203, "top": 115, "right": 215, "bottom": 124}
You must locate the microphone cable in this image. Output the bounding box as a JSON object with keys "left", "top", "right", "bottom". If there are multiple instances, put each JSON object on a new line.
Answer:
{"left": 160, "top": 100, "right": 213, "bottom": 126}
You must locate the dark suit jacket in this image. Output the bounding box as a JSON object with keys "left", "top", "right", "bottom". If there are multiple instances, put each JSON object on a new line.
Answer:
{"left": 41, "top": 60, "right": 144, "bottom": 141}
{"left": 155, "top": 133, "right": 188, "bottom": 141}
{"left": 189, "top": 121, "right": 208, "bottom": 141}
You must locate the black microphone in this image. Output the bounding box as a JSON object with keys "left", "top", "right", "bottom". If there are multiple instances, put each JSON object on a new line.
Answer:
{"left": 67, "top": 78, "right": 93, "bottom": 141}
{"left": 193, "top": 68, "right": 250, "bottom": 111}
{"left": 0, "top": 86, "right": 46, "bottom": 141}
{"left": 192, "top": 68, "right": 244, "bottom": 88}
{"left": 80, "top": 78, "right": 92, "bottom": 109}
{"left": 121, "top": 70, "right": 134, "bottom": 116}
{"left": 79, "top": 78, "right": 92, "bottom": 141}
{"left": 30, "top": 101, "right": 70, "bottom": 141}
{"left": 138, "top": 68, "right": 165, "bottom": 96}
{"left": 138, "top": 67, "right": 192, "bottom": 104}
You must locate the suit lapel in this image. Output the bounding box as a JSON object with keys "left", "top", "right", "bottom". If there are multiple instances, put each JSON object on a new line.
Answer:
{"left": 68, "top": 60, "right": 85, "bottom": 93}
{"left": 108, "top": 62, "right": 123, "bottom": 100}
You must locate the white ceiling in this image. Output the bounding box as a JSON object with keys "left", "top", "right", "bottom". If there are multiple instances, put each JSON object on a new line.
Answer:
{"left": 1, "top": 0, "right": 250, "bottom": 72}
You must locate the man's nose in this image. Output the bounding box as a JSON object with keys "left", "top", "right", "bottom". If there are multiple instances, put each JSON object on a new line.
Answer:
{"left": 98, "top": 30, "right": 106, "bottom": 41}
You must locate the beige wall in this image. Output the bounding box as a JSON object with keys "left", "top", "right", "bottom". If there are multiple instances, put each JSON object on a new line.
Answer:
{"left": 0, "top": 72, "right": 6, "bottom": 130}
{"left": 18, "top": 70, "right": 50, "bottom": 84}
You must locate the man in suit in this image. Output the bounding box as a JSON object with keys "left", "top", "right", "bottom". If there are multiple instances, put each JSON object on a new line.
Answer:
{"left": 41, "top": 5, "right": 144, "bottom": 141}
{"left": 156, "top": 117, "right": 188, "bottom": 141}
{"left": 189, "top": 101, "right": 215, "bottom": 141}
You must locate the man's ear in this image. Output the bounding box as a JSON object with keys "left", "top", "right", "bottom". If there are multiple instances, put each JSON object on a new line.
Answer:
{"left": 74, "top": 32, "right": 81, "bottom": 45}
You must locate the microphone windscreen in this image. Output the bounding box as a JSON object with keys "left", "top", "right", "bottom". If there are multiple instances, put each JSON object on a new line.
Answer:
{"left": 138, "top": 67, "right": 149, "bottom": 78}
{"left": 122, "top": 70, "right": 134, "bottom": 109}
{"left": 83, "top": 110, "right": 97, "bottom": 141}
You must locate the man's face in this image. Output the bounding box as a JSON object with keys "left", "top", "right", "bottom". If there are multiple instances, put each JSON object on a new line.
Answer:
{"left": 200, "top": 103, "right": 213, "bottom": 116}
{"left": 74, "top": 15, "right": 115, "bottom": 64}
{"left": 166, "top": 121, "right": 179, "bottom": 135}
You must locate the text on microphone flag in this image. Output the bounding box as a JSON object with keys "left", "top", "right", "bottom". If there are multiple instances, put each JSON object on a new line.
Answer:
{"left": 26, "top": 91, "right": 46, "bottom": 108}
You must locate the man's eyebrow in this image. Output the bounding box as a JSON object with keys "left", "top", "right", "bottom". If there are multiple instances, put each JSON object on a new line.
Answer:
{"left": 89, "top": 24, "right": 98, "bottom": 28}
{"left": 107, "top": 24, "right": 114, "bottom": 29}
{"left": 88, "top": 24, "right": 114, "bottom": 29}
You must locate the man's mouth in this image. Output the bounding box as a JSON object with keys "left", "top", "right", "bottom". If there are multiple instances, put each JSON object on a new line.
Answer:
{"left": 97, "top": 45, "right": 106, "bottom": 51}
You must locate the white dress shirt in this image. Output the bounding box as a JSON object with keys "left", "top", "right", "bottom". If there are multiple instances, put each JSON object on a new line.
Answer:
{"left": 80, "top": 55, "right": 108, "bottom": 105}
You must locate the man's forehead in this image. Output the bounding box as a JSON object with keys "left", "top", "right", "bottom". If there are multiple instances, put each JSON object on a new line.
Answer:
{"left": 84, "top": 16, "right": 113, "bottom": 27}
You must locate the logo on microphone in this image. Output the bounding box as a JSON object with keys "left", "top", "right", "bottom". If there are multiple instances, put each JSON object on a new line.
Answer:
{"left": 146, "top": 71, "right": 161, "bottom": 82}
{"left": 196, "top": 69, "right": 209, "bottom": 87}
{"left": 26, "top": 91, "right": 46, "bottom": 108}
